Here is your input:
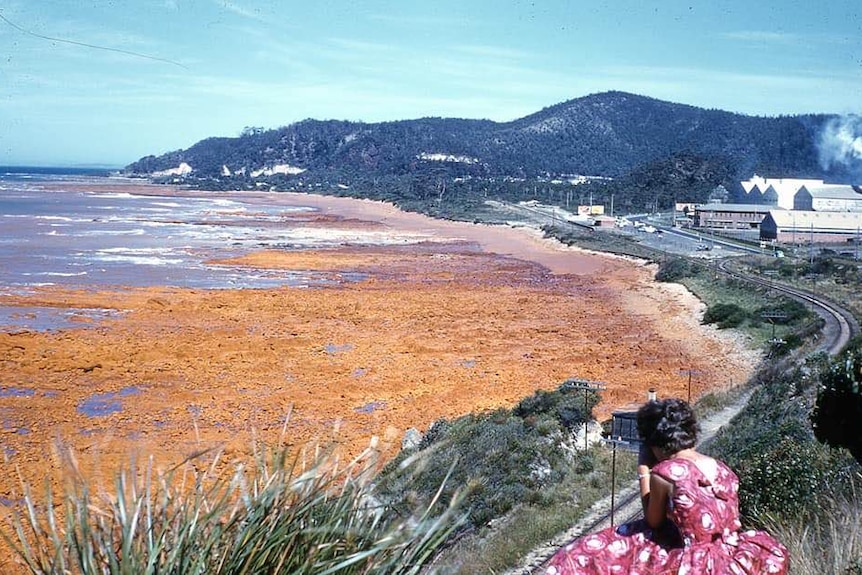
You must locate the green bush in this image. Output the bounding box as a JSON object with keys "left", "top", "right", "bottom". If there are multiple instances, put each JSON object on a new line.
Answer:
{"left": 702, "top": 302, "right": 747, "bottom": 329}
{"left": 708, "top": 360, "right": 861, "bottom": 526}
{"left": 769, "top": 333, "right": 803, "bottom": 356}
{"left": 755, "top": 299, "right": 809, "bottom": 325}
{"left": 736, "top": 437, "right": 844, "bottom": 521}
{"left": 655, "top": 257, "right": 699, "bottom": 282}
{"left": 378, "top": 382, "right": 598, "bottom": 531}
{"left": 811, "top": 344, "right": 862, "bottom": 464}
{"left": 514, "top": 382, "right": 599, "bottom": 431}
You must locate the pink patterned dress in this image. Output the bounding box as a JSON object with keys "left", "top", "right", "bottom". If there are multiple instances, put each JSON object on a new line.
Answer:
{"left": 545, "top": 457, "right": 788, "bottom": 575}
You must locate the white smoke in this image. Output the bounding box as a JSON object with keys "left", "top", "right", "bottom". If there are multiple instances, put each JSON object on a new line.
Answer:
{"left": 818, "top": 115, "right": 862, "bottom": 173}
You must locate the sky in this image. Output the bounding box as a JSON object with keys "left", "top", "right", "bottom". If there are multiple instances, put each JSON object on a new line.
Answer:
{"left": 2, "top": 0, "right": 862, "bottom": 167}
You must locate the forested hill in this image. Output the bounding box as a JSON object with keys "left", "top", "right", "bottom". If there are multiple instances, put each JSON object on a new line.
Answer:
{"left": 125, "top": 91, "right": 849, "bottom": 215}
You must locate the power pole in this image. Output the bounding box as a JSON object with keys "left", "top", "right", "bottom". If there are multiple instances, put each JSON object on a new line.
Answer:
{"left": 564, "top": 378, "right": 607, "bottom": 450}
{"left": 603, "top": 436, "right": 630, "bottom": 527}
{"left": 679, "top": 369, "right": 700, "bottom": 404}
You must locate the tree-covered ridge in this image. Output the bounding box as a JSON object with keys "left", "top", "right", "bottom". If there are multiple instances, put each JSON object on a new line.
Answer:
{"left": 126, "top": 91, "right": 835, "bottom": 182}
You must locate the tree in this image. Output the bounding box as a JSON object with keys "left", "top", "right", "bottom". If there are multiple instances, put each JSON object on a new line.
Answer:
{"left": 810, "top": 342, "right": 862, "bottom": 463}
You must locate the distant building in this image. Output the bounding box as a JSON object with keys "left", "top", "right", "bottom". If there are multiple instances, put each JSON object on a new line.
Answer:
{"left": 740, "top": 176, "right": 825, "bottom": 209}
{"left": 701, "top": 176, "right": 862, "bottom": 240}
{"left": 592, "top": 215, "right": 616, "bottom": 228}
{"left": 760, "top": 210, "right": 862, "bottom": 243}
{"left": 693, "top": 203, "right": 776, "bottom": 230}
{"left": 793, "top": 184, "right": 862, "bottom": 212}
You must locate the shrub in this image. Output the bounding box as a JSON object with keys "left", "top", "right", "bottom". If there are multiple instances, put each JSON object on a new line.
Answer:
{"left": 811, "top": 344, "right": 862, "bottom": 465}
{"left": 708, "top": 360, "right": 860, "bottom": 525}
{"left": 702, "top": 302, "right": 747, "bottom": 329}
{"left": 655, "top": 256, "right": 699, "bottom": 282}
{"left": 769, "top": 333, "right": 803, "bottom": 357}
{"left": 379, "top": 412, "right": 564, "bottom": 529}
{"left": 378, "top": 382, "right": 599, "bottom": 531}
{"left": 755, "top": 299, "right": 809, "bottom": 324}
{"left": 514, "top": 382, "right": 599, "bottom": 431}
{"left": 736, "top": 437, "right": 844, "bottom": 521}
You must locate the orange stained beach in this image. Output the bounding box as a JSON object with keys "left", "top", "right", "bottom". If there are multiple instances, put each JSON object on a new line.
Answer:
{"left": 0, "top": 184, "right": 761, "bottom": 498}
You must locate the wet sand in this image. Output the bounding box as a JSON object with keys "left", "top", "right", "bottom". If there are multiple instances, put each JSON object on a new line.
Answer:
{"left": 0, "top": 184, "right": 761, "bottom": 499}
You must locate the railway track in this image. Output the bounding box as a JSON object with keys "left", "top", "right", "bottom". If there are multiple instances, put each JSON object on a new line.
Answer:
{"left": 509, "top": 256, "right": 859, "bottom": 575}
{"left": 717, "top": 258, "right": 858, "bottom": 356}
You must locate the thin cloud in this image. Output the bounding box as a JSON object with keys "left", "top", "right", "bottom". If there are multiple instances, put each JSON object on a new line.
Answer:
{"left": 325, "top": 38, "right": 398, "bottom": 54}
{"left": 213, "top": 0, "right": 269, "bottom": 24}
{"left": 719, "top": 30, "right": 796, "bottom": 43}
{"left": 451, "top": 44, "right": 532, "bottom": 61}
{"left": 366, "top": 13, "right": 474, "bottom": 28}
{"left": 0, "top": 14, "right": 187, "bottom": 70}
{"left": 0, "top": 8, "right": 187, "bottom": 69}
{"left": 720, "top": 29, "right": 856, "bottom": 47}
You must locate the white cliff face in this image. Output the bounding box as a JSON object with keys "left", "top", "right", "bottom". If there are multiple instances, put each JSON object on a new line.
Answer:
{"left": 152, "top": 162, "right": 193, "bottom": 177}
{"left": 416, "top": 152, "right": 479, "bottom": 164}
{"left": 250, "top": 164, "right": 306, "bottom": 177}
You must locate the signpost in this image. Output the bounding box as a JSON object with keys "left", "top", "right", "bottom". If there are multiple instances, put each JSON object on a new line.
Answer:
{"left": 760, "top": 310, "right": 788, "bottom": 346}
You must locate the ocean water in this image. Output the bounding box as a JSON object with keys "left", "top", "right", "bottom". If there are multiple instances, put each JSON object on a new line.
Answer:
{"left": 0, "top": 168, "right": 427, "bottom": 331}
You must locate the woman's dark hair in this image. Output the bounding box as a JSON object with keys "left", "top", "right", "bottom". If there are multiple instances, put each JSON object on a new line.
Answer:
{"left": 636, "top": 398, "right": 699, "bottom": 454}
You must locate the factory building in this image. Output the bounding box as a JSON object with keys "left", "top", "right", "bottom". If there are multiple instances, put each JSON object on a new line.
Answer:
{"left": 760, "top": 210, "right": 862, "bottom": 244}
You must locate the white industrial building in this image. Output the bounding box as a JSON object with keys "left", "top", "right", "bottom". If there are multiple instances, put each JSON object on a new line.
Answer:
{"left": 760, "top": 210, "right": 862, "bottom": 244}
{"left": 793, "top": 184, "right": 862, "bottom": 212}
{"left": 705, "top": 176, "right": 862, "bottom": 243}
{"left": 740, "top": 176, "right": 826, "bottom": 209}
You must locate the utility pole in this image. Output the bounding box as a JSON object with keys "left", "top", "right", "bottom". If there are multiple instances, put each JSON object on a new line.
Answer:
{"left": 603, "top": 436, "right": 630, "bottom": 527}
{"left": 679, "top": 369, "right": 700, "bottom": 404}
{"left": 810, "top": 223, "right": 815, "bottom": 266}
{"left": 564, "top": 378, "right": 607, "bottom": 450}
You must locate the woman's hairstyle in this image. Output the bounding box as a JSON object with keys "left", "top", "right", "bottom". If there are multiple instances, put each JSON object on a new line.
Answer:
{"left": 636, "top": 398, "right": 699, "bottom": 453}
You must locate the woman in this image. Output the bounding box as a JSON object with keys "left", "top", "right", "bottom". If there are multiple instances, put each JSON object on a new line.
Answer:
{"left": 545, "top": 398, "right": 788, "bottom": 574}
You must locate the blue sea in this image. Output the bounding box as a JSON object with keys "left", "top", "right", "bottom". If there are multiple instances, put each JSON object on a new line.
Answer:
{"left": 0, "top": 167, "right": 406, "bottom": 331}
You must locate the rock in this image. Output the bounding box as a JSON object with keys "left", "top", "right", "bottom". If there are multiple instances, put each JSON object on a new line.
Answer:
{"left": 402, "top": 427, "right": 423, "bottom": 451}
{"left": 573, "top": 420, "right": 605, "bottom": 451}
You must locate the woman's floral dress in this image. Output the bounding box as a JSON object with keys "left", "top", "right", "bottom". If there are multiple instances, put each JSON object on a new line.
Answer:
{"left": 545, "top": 457, "right": 788, "bottom": 574}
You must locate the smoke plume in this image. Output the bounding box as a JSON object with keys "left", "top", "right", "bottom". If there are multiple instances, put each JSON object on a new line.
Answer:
{"left": 818, "top": 115, "right": 862, "bottom": 177}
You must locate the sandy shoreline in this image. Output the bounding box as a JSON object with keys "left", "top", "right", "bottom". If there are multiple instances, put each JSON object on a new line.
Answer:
{"left": 0, "top": 183, "right": 761, "bottom": 497}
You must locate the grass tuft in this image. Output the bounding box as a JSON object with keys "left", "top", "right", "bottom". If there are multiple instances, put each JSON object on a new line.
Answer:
{"left": 1, "top": 438, "right": 464, "bottom": 575}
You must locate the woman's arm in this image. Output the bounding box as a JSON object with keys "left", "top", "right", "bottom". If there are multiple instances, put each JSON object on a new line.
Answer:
{"left": 637, "top": 444, "right": 656, "bottom": 515}
{"left": 637, "top": 444, "right": 671, "bottom": 528}
{"left": 644, "top": 474, "right": 672, "bottom": 529}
